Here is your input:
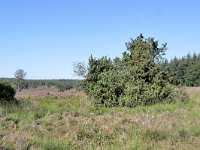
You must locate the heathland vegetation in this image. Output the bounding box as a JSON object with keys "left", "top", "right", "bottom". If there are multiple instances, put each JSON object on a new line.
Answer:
{"left": 0, "top": 89, "right": 199, "bottom": 149}
{"left": 0, "top": 34, "right": 200, "bottom": 149}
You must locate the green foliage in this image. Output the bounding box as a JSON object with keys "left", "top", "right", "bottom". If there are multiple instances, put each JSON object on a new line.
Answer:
{"left": 0, "top": 81, "right": 16, "bottom": 104}
{"left": 57, "top": 84, "right": 73, "bottom": 92}
{"left": 168, "top": 53, "right": 200, "bottom": 86}
{"left": 167, "top": 88, "right": 189, "bottom": 103}
{"left": 14, "top": 69, "right": 27, "bottom": 91}
{"left": 84, "top": 56, "right": 124, "bottom": 107}
{"left": 185, "top": 62, "right": 200, "bottom": 86}
{"left": 119, "top": 36, "right": 173, "bottom": 107}
{"left": 84, "top": 35, "right": 179, "bottom": 107}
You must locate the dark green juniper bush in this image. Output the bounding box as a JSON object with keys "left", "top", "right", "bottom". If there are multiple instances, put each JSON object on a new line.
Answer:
{"left": 79, "top": 34, "right": 188, "bottom": 107}
{"left": 0, "top": 81, "right": 16, "bottom": 104}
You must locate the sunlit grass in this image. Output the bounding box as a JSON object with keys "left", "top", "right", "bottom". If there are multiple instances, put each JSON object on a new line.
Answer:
{"left": 0, "top": 91, "right": 199, "bottom": 149}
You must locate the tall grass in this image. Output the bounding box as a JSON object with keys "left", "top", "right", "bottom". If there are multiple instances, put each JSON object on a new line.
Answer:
{"left": 0, "top": 91, "right": 199, "bottom": 149}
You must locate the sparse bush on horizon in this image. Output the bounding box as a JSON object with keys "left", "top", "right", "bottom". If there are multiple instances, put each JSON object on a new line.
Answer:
{"left": 57, "top": 84, "right": 73, "bottom": 92}
{"left": 14, "top": 69, "right": 27, "bottom": 91}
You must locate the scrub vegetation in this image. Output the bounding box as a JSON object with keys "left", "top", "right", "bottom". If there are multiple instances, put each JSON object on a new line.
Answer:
{"left": 0, "top": 35, "right": 199, "bottom": 149}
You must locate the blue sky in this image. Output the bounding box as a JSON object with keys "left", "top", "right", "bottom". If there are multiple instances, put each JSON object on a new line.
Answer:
{"left": 0, "top": 0, "right": 200, "bottom": 79}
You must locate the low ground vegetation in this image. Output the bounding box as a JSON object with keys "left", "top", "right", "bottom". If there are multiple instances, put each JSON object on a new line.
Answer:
{"left": 0, "top": 88, "right": 199, "bottom": 149}
{"left": 15, "top": 88, "right": 82, "bottom": 100}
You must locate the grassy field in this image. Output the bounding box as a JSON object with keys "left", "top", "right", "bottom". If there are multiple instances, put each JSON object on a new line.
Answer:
{"left": 0, "top": 88, "right": 200, "bottom": 150}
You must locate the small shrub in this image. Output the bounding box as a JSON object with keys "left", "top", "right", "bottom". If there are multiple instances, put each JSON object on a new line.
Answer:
{"left": 143, "top": 129, "right": 167, "bottom": 141}
{"left": 76, "top": 129, "right": 95, "bottom": 141}
{"left": 57, "top": 84, "right": 73, "bottom": 92}
{"left": 178, "top": 128, "right": 190, "bottom": 139}
{"left": 167, "top": 88, "right": 189, "bottom": 103}
{"left": 190, "top": 127, "right": 200, "bottom": 137}
{"left": 33, "top": 111, "right": 46, "bottom": 119}
{"left": 0, "top": 81, "right": 16, "bottom": 104}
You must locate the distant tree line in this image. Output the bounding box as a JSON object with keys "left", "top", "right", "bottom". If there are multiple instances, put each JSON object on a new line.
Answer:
{"left": 0, "top": 78, "right": 80, "bottom": 91}
{"left": 0, "top": 77, "right": 80, "bottom": 104}
{"left": 165, "top": 53, "right": 200, "bottom": 86}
